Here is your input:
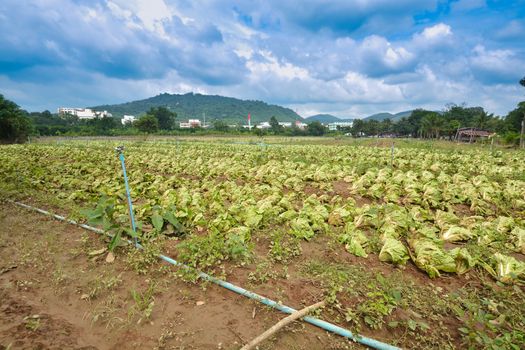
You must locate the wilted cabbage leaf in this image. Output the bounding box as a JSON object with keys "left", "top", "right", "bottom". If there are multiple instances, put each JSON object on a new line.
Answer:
{"left": 341, "top": 222, "right": 368, "bottom": 258}
{"left": 408, "top": 238, "right": 456, "bottom": 278}
{"left": 510, "top": 227, "right": 525, "bottom": 254}
{"left": 290, "top": 217, "right": 315, "bottom": 240}
{"left": 449, "top": 247, "right": 476, "bottom": 274}
{"left": 379, "top": 238, "right": 409, "bottom": 265}
{"left": 483, "top": 253, "right": 525, "bottom": 283}
{"left": 441, "top": 226, "right": 474, "bottom": 242}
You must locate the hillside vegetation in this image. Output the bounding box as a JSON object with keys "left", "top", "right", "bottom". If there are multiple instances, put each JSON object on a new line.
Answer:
{"left": 91, "top": 92, "right": 302, "bottom": 123}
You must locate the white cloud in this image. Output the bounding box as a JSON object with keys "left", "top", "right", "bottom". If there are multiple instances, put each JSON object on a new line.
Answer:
{"left": 420, "top": 23, "right": 452, "bottom": 40}
{"left": 109, "top": 0, "right": 172, "bottom": 32}
{"left": 469, "top": 45, "right": 523, "bottom": 84}
{"left": 0, "top": 0, "right": 522, "bottom": 118}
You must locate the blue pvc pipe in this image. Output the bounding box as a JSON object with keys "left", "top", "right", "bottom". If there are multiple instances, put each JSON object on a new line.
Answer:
{"left": 12, "top": 200, "right": 400, "bottom": 350}
{"left": 118, "top": 152, "right": 138, "bottom": 247}
{"left": 158, "top": 254, "right": 400, "bottom": 350}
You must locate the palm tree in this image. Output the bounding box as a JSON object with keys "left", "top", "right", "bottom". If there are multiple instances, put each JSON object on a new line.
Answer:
{"left": 420, "top": 112, "right": 443, "bottom": 139}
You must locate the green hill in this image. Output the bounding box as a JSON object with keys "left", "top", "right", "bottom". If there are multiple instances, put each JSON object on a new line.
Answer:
{"left": 363, "top": 112, "right": 395, "bottom": 121}
{"left": 90, "top": 92, "right": 302, "bottom": 123}
{"left": 305, "top": 114, "right": 354, "bottom": 123}
{"left": 363, "top": 110, "right": 414, "bottom": 122}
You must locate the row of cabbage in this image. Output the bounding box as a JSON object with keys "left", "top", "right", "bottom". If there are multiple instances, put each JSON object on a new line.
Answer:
{"left": 0, "top": 140, "right": 524, "bottom": 281}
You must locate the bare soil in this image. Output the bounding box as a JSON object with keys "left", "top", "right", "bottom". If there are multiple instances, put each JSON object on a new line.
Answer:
{"left": 0, "top": 203, "right": 359, "bottom": 350}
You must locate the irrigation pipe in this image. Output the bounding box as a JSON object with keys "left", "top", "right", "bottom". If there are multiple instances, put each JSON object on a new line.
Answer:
{"left": 10, "top": 200, "right": 400, "bottom": 350}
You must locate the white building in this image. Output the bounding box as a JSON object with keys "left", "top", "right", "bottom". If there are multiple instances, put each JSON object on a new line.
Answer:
{"left": 328, "top": 121, "right": 353, "bottom": 131}
{"left": 256, "top": 122, "right": 271, "bottom": 129}
{"left": 179, "top": 119, "right": 202, "bottom": 128}
{"left": 58, "top": 107, "right": 111, "bottom": 120}
{"left": 121, "top": 115, "right": 136, "bottom": 125}
{"left": 279, "top": 122, "right": 292, "bottom": 128}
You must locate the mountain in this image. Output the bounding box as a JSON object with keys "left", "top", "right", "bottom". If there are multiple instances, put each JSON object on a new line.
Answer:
{"left": 305, "top": 114, "right": 354, "bottom": 123}
{"left": 394, "top": 110, "right": 413, "bottom": 119}
{"left": 363, "top": 110, "right": 414, "bottom": 122}
{"left": 363, "top": 112, "right": 395, "bottom": 121}
{"left": 305, "top": 114, "right": 339, "bottom": 123}
{"left": 90, "top": 92, "right": 302, "bottom": 123}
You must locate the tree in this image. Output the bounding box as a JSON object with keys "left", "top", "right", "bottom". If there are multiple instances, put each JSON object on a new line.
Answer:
{"left": 146, "top": 106, "right": 176, "bottom": 130}
{"left": 269, "top": 116, "right": 283, "bottom": 134}
{"left": 134, "top": 114, "right": 159, "bottom": 133}
{"left": 86, "top": 116, "right": 119, "bottom": 135}
{"left": 420, "top": 112, "right": 443, "bottom": 139}
{"left": 306, "top": 121, "right": 326, "bottom": 136}
{"left": 0, "top": 94, "right": 32, "bottom": 143}
{"left": 213, "top": 120, "right": 229, "bottom": 132}
{"left": 408, "top": 109, "right": 435, "bottom": 137}
{"left": 363, "top": 120, "right": 380, "bottom": 136}
{"left": 393, "top": 117, "right": 413, "bottom": 136}
{"left": 380, "top": 118, "right": 393, "bottom": 134}
{"left": 351, "top": 119, "right": 365, "bottom": 137}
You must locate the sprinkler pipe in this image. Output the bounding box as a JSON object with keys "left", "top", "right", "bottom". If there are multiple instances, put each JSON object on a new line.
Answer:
{"left": 10, "top": 200, "right": 400, "bottom": 350}
{"left": 115, "top": 146, "right": 139, "bottom": 247}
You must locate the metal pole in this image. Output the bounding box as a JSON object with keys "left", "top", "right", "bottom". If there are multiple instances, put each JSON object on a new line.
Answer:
{"left": 116, "top": 146, "right": 138, "bottom": 247}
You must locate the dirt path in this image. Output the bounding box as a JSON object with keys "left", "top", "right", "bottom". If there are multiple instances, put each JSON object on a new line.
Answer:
{"left": 0, "top": 204, "right": 357, "bottom": 350}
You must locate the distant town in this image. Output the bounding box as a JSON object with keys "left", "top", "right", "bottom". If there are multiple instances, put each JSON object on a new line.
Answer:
{"left": 57, "top": 107, "right": 353, "bottom": 130}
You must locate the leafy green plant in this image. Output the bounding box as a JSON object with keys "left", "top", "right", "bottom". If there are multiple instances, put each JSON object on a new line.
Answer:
{"left": 80, "top": 196, "right": 138, "bottom": 251}
{"left": 129, "top": 281, "right": 157, "bottom": 324}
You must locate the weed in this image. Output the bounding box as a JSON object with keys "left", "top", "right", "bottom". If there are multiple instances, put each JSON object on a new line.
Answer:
{"left": 90, "top": 292, "right": 124, "bottom": 329}
{"left": 86, "top": 273, "right": 123, "bottom": 300}
{"left": 248, "top": 260, "right": 278, "bottom": 284}
{"left": 52, "top": 267, "right": 68, "bottom": 286}
{"left": 129, "top": 281, "right": 157, "bottom": 324}
{"left": 126, "top": 243, "right": 161, "bottom": 275}
{"left": 267, "top": 229, "right": 302, "bottom": 263}
{"left": 24, "top": 315, "right": 41, "bottom": 331}
{"left": 177, "top": 231, "right": 252, "bottom": 269}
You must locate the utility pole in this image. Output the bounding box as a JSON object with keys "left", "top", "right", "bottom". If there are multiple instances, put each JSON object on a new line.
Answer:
{"left": 520, "top": 77, "right": 525, "bottom": 148}
{"left": 520, "top": 117, "right": 525, "bottom": 148}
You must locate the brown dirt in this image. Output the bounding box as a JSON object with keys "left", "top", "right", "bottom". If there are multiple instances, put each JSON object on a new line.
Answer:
{"left": 0, "top": 203, "right": 359, "bottom": 350}
{"left": 331, "top": 181, "right": 351, "bottom": 199}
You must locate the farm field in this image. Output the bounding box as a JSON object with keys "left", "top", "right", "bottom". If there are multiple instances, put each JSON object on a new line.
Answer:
{"left": 1, "top": 137, "right": 525, "bottom": 349}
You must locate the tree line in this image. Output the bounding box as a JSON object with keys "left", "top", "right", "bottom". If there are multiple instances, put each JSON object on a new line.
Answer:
{"left": 344, "top": 103, "right": 524, "bottom": 144}
{"left": 1, "top": 76, "right": 524, "bottom": 144}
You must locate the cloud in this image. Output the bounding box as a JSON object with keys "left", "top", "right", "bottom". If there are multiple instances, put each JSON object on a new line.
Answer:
{"left": 450, "top": 0, "right": 486, "bottom": 12}
{"left": 0, "top": 0, "right": 523, "bottom": 117}
{"left": 494, "top": 20, "right": 525, "bottom": 41}
{"left": 469, "top": 45, "right": 524, "bottom": 84}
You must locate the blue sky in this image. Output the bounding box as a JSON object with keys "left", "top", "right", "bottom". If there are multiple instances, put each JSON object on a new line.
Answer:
{"left": 1, "top": 0, "right": 524, "bottom": 118}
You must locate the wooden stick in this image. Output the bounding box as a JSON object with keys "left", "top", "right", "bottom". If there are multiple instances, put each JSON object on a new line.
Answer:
{"left": 240, "top": 300, "right": 326, "bottom": 350}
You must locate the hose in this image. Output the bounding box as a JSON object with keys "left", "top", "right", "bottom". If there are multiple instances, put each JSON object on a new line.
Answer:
{"left": 10, "top": 200, "right": 400, "bottom": 350}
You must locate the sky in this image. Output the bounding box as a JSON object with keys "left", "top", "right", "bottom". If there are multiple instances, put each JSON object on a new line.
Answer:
{"left": 0, "top": 0, "right": 524, "bottom": 118}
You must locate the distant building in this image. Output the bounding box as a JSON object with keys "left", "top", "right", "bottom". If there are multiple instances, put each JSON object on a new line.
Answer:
{"left": 179, "top": 119, "right": 202, "bottom": 128}
{"left": 328, "top": 121, "right": 353, "bottom": 131}
{"left": 57, "top": 107, "right": 111, "bottom": 119}
{"left": 121, "top": 115, "right": 136, "bottom": 125}
{"left": 256, "top": 122, "right": 271, "bottom": 129}
{"left": 455, "top": 127, "right": 494, "bottom": 142}
{"left": 295, "top": 121, "right": 307, "bottom": 129}
{"left": 279, "top": 122, "right": 292, "bottom": 128}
